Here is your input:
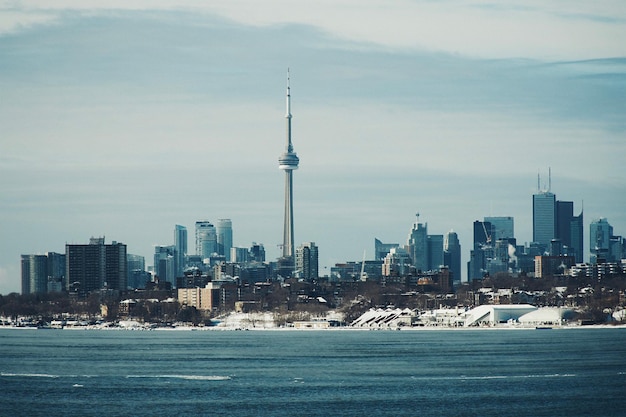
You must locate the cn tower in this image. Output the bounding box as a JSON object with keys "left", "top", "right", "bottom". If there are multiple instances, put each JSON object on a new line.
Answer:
{"left": 278, "top": 70, "right": 299, "bottom": 262}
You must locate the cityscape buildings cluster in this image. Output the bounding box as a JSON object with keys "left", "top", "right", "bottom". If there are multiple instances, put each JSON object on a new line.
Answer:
{"left": 18, "top": 79, "right": 626, "bottom": 308}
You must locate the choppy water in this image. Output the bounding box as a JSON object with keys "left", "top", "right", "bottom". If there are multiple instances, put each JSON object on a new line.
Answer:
{"left": 1, "top": 327, "right": 625, "bottom": 416}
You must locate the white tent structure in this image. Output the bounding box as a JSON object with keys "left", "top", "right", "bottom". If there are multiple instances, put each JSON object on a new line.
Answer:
{"left": 518, "top": 307, "right": 575, "bottom": 326}
{"left": 351, "top": 308, "right": 415, "bottom": 328}
{"left": 462, "top": 304, "right": 537, "bottom": 327}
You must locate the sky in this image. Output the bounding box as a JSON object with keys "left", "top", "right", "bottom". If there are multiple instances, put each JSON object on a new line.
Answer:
{"left": 1, "top": 1, "right": 625, "bottom": 294}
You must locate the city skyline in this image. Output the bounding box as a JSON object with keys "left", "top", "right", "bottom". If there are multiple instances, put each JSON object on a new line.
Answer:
{"left": 1, "top": 1, "right": 625, "bottom": 294}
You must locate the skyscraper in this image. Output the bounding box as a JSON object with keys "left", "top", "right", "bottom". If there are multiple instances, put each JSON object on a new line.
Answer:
{"left": 407, "top": 215, "right": 428, "bottom": 272}
{"left": 467, "top": 220, "right": 494, "bottom": 281}
{"left": 295, "top": 242, "right": 319, "bottom": 280}
{"left": 154, "top": 245, "right": 176, "bottom": 287}
{"left": 21, "top": 254, "right": 48, "bottom": 294}
{"left": 444, "top": 230, "right": 462, "bottom": 283}
{"left": 533, "top": 190, "right": 556, "bottom": 249}
{"left": 195, "top": 221, "right": 217, "bottom": 259}
{"left": 216, "top": 219, "right": 233, "bottom": 261}
{"left": 590, "top": 217, "right": 613, "bottom": 263}
{"left": 570, "top": 211, "right": 584, "bottom": 263}
{"left": 555, "top": 201, "right": 584, "bottom": 263}
{"left": 278, "top": 71, "right": 299, "bottom": 275}
{"left": 174, "top": 224, "right": 187, "bottom": 276}
{"left": 427, "top": 235, "right": 444, "bottom": 271}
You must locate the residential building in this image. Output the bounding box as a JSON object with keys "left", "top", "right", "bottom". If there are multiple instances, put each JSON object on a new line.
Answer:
{"left": 66, "top": 237, "right": 127, "bottom": 295}
{"left": 21, "top": 254, "right": 48, "bottom": 294}
{"left": 295, "top": 242, "right": 319, "bottom": 280}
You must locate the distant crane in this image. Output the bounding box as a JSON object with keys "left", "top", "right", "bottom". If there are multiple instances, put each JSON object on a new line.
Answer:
{"left": 481, "top": 221, "right": 492, "bottom": 247}
{"left": 359, "top": 250, "right": 367, "bottom": 281}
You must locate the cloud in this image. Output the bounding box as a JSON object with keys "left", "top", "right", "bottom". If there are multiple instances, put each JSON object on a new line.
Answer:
{"left": 3, "top": 1, "right": 626, "bottom": 59}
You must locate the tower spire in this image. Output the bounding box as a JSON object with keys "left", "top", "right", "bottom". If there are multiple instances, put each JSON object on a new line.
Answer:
{"left": 286, "top": 68, "right": 293, "bottom": 152}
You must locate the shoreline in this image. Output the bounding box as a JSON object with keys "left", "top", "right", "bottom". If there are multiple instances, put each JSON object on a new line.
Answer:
{"left": 1, "top": 323, "right": 625, "bottom": 332}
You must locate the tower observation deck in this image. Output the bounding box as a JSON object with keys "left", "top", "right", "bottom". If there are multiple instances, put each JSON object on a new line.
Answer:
{"left": 279, "top": 70, "right": 299, "bottom": 262}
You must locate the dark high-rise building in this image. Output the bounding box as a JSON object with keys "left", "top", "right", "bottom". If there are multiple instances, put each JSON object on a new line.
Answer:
{"left": 444, "top": 230, "right": 462, "bottom": 283}
{"left": 427, "top": 235, "right": 444, "bottom": 271}
{"left": 556, "top": 201, "right": 573, "bottom": 247}
{"left": 46, "top": 252, "right": 66, "bottom": 292}
{"left": 249, "top": 243, "right": 266, "bottom": 263}
{"left": 570, "top": 211, "right": 584, "bottom": 263}
{"left": 467, "top": 220, "right": 494, "bottom": 281}
{"left": 66, "top": 237, "right": 127, "bottom": 295}
{"left": 555, "top": 201, "right": 583, "bottom": 263}
{"left": 174, "top": 224, "right": 187, "bottom": 276}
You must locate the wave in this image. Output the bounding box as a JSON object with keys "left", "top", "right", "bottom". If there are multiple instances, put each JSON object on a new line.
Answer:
{"left": 1, "top": 372, "right": 59, "bottom": 378}
{"left": 409, "top": 373, "right": 577, "bottom": 381}
{"left": 459, "top": 374, "right": 576, "bottom": 380}
{"left": 1, "top": 372, "right": 231, "bottom": 381}
{"left": 126, "top": 374, "right": 232, "bottom": 381}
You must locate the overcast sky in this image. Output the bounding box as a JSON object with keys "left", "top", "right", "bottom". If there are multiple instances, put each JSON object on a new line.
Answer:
{"left": 1, "top": 1, "right": 625, "bottom": 294}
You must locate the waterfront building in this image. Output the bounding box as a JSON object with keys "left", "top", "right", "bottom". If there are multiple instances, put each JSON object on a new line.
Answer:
{"left": 278, "top": 71, "right": 299, "bottom": 277}
{"left": 195, "top": 221, "right": 217, "bottom": 259}
{"left": 21, "top": 252, "right": 67, "bottom": 295}
{"left": 295, "top": 242, "right": 319, "bottom": 280}
{"left": 66, "top": 237, "right": 127, "bottom": 295}
{"left": 174, "top": 225, "right": 187, "bottom": 276}
{"left": 177, "top": 285, "right": 216, "bottom": 311}
{"left": 443, "top": 230, "right": 462, "bottom": 284}
{"left": 216, "top": 219, "right": 233, "bottom": 261}
{"left": 20, "top": 254, "right": 48, "bottom": 294}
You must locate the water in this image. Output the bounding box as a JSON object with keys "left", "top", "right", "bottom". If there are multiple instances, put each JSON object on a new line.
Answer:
{"left": 1, "top": 327, "right": 625, "bottom": 416}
